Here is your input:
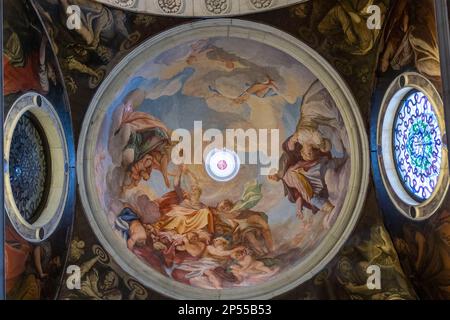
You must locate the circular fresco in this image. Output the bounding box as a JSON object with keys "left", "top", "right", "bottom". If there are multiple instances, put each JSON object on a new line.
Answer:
{"left": 4, "top": 93, "right": 70, "bottom": 242}
{"left": 9, "top": 111, "right": 51, "bottom": 224}
{"left": 377, "top": 73, "right": 448, "bottom": 220}
{"left": 78, "top": 20, "right": 369, "bottom": 299}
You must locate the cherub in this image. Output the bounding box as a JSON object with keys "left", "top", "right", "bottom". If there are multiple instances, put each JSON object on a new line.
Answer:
{"left": 176, "top": 231, "right": 211, "bottom": 258}
{"left": 195, "top": 238, "right": 243, "bottom": 289}
{"left": 204, "top": 237, "right": 240, "bottom": 261}
{"left": 232, "top": 77, "right": 279, "bottom": 104}
{"left": 230, "top": 248, "right": 277, "bottom": 282}
{"left": 127, "top": 220, "right": 147, "bottom": 250}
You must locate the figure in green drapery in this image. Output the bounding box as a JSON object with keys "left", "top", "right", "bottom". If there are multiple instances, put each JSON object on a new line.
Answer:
{"left": 231, "top": 180, "right": 263, "bottom": 212}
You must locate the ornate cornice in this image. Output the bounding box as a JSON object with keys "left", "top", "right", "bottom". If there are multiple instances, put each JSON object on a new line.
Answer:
{"left": 95, "top": 0, "right": 309, "bottom": 17}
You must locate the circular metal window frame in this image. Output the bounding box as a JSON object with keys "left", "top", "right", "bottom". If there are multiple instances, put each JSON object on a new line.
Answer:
{"left": 77, "top": 19, "right": 370, "bottom": 300}
{"left": 377, "top": 72, "right": 449, "bottom": 220}
{"left": 4, "top": 92, "right": 70, "bottom": 242}
{"left": 9, "top": 110, "right": 53, "bottom": 224}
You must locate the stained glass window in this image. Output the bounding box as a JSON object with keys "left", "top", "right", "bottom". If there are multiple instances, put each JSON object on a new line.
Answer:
{"left": 9, "top": 112, "right": 50, "bottom": 223}
{"left": 393, "top": 91, "right": 442, "bottom": 201}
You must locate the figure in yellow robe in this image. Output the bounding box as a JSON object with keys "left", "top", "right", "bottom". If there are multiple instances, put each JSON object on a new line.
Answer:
{"left": 153, "top": 185, "right": 214, "bottom": 235}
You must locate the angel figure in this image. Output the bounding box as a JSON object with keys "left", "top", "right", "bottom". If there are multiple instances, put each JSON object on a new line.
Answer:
{"left": 269, "top": 80, "right": 348, "bottom": 229}
{"left": 113, "top": 99, "right": 173, "bottom": 190}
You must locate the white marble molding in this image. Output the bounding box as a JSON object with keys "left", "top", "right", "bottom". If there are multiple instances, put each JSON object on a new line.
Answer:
{"left": 95, "top": 0, "right": 309, "bottom": 17}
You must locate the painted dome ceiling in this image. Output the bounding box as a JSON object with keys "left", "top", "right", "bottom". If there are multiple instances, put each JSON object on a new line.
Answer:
{"left": 78, "top": 20, "right": 369, "bottom": 299}
{"left": 94, "top": 0, "right": 309, "bottom": 17}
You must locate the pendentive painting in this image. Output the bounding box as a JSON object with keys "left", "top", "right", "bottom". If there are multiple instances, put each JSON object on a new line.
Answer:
{"left": 93, "top": 36, "right": 351, "bottom": 290}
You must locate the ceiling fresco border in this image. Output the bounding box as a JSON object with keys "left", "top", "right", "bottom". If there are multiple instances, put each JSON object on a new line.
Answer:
{"left": 77, "top": 19, "right": 370, "bottom": 300}
{"left": 94, "top": 0, "right": 310, "bottom": 17}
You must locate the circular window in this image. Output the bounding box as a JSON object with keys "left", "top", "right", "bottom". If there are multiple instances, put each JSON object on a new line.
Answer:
{"left": 393, "top": 91, "right": 443, "bottom": 201}
{"left": 4, "top": 93, "right": 70, "bottom": 242}
{"left": 9, "top": 111, "right": 52, "bottom": 224}
{"left": 78, "top": 19, "right": 369, "bottom": 299}
{"left": 377, "top": 73, "right": 448, "bottom": 220}
{"left": 205, "top": 148, "right": 240, "bottom": 182}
